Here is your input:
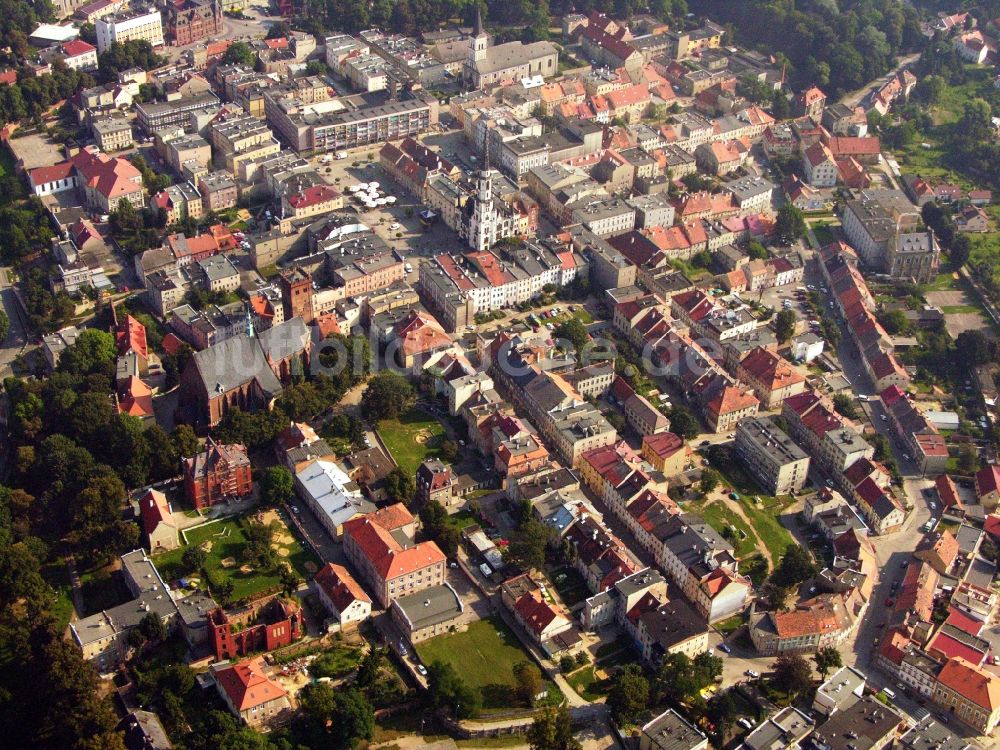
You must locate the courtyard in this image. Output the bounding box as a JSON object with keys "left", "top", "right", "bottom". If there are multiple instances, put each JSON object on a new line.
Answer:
{"left": 153, "top": 510, "right": 319, "bottom": 602}
{"left": 377, "top": 406, "right": 446, "bottom": 476}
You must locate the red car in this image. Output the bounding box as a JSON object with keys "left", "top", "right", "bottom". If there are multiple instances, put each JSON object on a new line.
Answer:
{"left": 884, "top": 596, "right": 894, "bottom": 607}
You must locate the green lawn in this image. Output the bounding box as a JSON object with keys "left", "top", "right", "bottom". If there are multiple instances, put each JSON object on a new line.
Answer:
{"left": 738, "top": 495, "right": 796, "bottom": 563}
{"left": 445, "top": 509, "right": 479, "bottom": 533}
{"left": 415, "top": 617, "right": 558, "bottom": 710}
{"left": 714, "top": 614, "right": 746, "bottom": 636}
{"left": 310, "top": 645, "right": 363, "bottom": 678}
{"left": 697, "top": 501, "right": 757, "bottom": 559}
{"left": 378, "top": 407, "right": 445, "bottom": 475}
{"left": 153, "top": 515, "right": 319, "bottom": 602}
{"left": 566, "top": 665, "right": 611, "bottom": 701}
{"left": 42, "top": 561, "right": 76, "bottom": 629}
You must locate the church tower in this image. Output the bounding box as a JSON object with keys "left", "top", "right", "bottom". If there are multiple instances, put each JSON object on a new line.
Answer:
{"left": 470, "top": 5, "right": 488, "bottom": 63}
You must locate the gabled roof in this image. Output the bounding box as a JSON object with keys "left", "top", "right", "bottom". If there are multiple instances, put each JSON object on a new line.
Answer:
{"left": 139, "top": 488, "right": 174, "bottom": 536}
{"left": 314, "top": 562, "right": 371, "bottom": 611}
{"left": 513, "top": 591, "right": 566, "bottom": 636}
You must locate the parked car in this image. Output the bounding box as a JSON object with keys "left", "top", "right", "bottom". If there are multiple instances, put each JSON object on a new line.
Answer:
{"left": 416, "top": 664, "right": 428, "bottom": 676}
{"left": 745, "top": 669, "right": 760, "bottom": 678}
{"left": 718, "top": 643, "right": 731, "bottom": 654}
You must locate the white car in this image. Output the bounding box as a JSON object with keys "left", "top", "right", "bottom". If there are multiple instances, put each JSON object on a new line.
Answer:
{"left": 416, "top": 664, "right": 428, "bottom": 676}
{"left": 389, "top": 222, "right": 401, "bottom": 230}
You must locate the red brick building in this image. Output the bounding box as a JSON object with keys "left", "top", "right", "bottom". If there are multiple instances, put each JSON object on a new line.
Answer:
{"left": 163, "top": 0, "right": 224, "bottom": 47}
{"left": 208, "top": 599, "right": 302, "bottom": 661}
{"left": 182, "top": 438, "right": 253, "bottom": 509}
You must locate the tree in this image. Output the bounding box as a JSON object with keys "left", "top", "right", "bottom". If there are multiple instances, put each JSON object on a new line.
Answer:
{"left": 958, "top": 98, "right": 993, "bottom": 142}
{"left": 0, "top": 309, "right": 8, "bottom": 343}
{"left": 384, "top": 467, "right": 415, "bottom": 504}
{"left": 813, "top": 646, "right": 842, "bottom": 678}
{"left": 513, "top": 660, "right": 543, "bottom": 705}
{"left": 950, "top": 234, "right": 971, "bottom": 268}
{"left": 331, "top": 688, "right": 375, "bottom": 747}
{"left": 266, "top": 20, "right": 292, "bottom": 38}
{"left": 506, "top": 517, "right": 553, "bottom": 571}
{"left": 774, "top": 309, "right": 797, "bottom": 343}
{"left": 955, "top": 330, "right": 992, "bottom": 367}
{"left": 559, "top": 654, "right": 576, "bottom": 672}
{"left": 668, "top": 405, "right": 699, "bottom": 440}
{"left": 58, "top": 329, "right": 116, "bottom": 376}
{"left": 775, "top": 204, "right": 807, "bottom": 244}
{"left": 747, "top": 240, "right": 769, "bottom": 260}
{"left": 182, "top": 545, "right": 207, "bottom": 572}
{"left": 555, "top": 317, "right": 589, "bottom": 355}
{"left": 772, "top": 653, "right": 813, "bottom": 696}
{"left": 700, "top": 469, "right": 720, "bottom": 495}
{"left": 427, "top": 660, "right": 480, "bottom": 718}
{"left": 880, "top": 309, "right": 910, "bottom": 335}
{"left": 832, "top": 393, "right": 858, "bottom": 420}
{"left": 771, "top": 544, "right": 816, "bottom": 588}
{"left": 171, "top": 424, "right": 200, "bottom": 458}
{"left": 607, "top": 664, "right": 649, "bottom": 725}
{"left": 528, "top": 706, "right": 581, "bottom": 750}
{"left": 138, "top": 610, "right": 167, "bottom": 643}
{"left": 361, "top": 371, "right": 416, "bottom": 422}
{"left": 222, "top": 41, "right": 255, "bottom": 67}
{"left": 260, "top": 466, "right": 294, "bottom": 507}
{"left": 440, "top": 439, "right": 459, "bottom": 462}
{"left": 957, "top": 442, "right": 978, "bottom": 475}
{"left": 356, "top": 648, "right": 383, "bottom": 688}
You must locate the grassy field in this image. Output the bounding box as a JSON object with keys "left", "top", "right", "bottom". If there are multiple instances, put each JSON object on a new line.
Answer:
{"left": 696, "top": 501, "right": 757, "bottom": 559}
{"left": 415, "top": 618, "right": 558, "bottom": 710}
{"left": 378, "top": 407, "right": 445, "bottom": 476}
{"left": 566, "top": 665, "right": 612, "bottom": 701}
{"left": 444, "top": 509, "right": 479, "bottom": 533}
{"left": 154, "top": 515, "right": 319, "bottom": 602}
{"left": 738, "top": 495, "right": 796, "bottom": 563}
{"left": 42, "top": 561, "right": 76, "bottom": 628}
{"left": 714, "top": 614, "right": 746, "bottom": 636}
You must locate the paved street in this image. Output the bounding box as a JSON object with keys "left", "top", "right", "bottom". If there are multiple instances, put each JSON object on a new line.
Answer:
{"left": 0, "top": 266, "right": 29, "bottom": 378}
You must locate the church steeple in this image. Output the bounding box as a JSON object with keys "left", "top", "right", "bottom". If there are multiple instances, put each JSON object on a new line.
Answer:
{"left": 470, "top": 4, "right": 488, "bottom": 63}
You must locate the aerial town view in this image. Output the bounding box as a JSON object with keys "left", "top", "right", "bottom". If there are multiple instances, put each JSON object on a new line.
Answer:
{"left": 5, "top": 0, "right": 1000, "bottom": 749}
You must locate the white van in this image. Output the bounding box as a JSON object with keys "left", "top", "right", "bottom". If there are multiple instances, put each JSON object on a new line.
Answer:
{"left": 336, "top": 151, "right": 348, "bottom": 160}
{"left": 882, "top": 688, "right": 896, "bottom": 701}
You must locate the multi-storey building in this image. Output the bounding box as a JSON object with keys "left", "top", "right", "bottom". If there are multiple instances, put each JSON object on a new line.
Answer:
{"left": 343, "top": 505, "right": 446, "bottom": 608}
{"left": 96, "top": 7, "right": 164, "bottom": 54}
{"left": 932, "top": 656, "right": 1000, "bottom": 735}
{"left": 161, "top": 0, "right": 223, "bottom": 46}
{"left": 735, "top": 417, "right": 810, "bottom": 495}
{"left": 182, "top": 438, "right": 252, "bottom": 509}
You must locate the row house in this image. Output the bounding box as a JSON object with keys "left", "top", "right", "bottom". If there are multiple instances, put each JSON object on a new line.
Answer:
{"left": 609, "top": 376, "right": 671, "bottom": 437}
{"left": 564, "top": 514, "right": 641, "bottom": 594}
{"left": 379, "top": 137, "right": 461, "bottom": 201}
{"left": 879, "top": 385, "right": 949, "bottom": 476}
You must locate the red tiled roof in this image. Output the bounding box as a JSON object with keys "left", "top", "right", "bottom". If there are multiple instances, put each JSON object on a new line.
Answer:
{"left": 215, "top": 658, "right": 287, "bottom": 711}
{"left": 116, "top": 314, "right": 148, "bottom": 358}
{"left": 936, "top": 657, "right": 1000, "bottom": 711}
{"left": 976, "top": 465, "right": 1000, "bottom": 497}
{"left": 61, "top": 39, "right": 95, "bottom": 57}
{"left": 344, "top": 512, "right": 445, "bottom": 581}
{"left": 139, "top": 488, "right": 173, "bottom": 536}
{"left": 314, "top": 562, "right": 371, "bottom": 611}
{"left": 287, "top": 185, "right": 340, "bottom": 209}
{"left": 706, "top": 385, "right": 758, "bottom": 416}
{"left": 513, "top": 591, "right": 564, "bottom": 636}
